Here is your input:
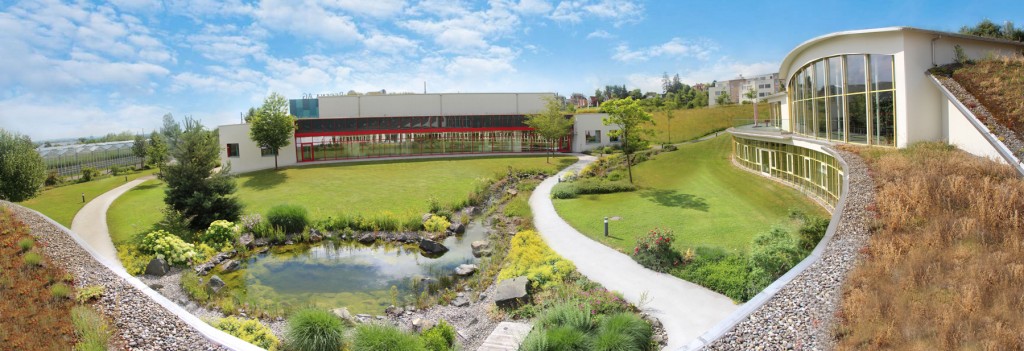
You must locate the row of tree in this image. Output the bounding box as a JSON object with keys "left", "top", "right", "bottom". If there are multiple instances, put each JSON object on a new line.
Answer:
{"left": 960, "top": 19, "right": 1024, "bottom": 42}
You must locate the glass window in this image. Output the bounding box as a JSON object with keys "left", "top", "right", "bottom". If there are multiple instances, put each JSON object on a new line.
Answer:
{"left": 827, "top": 56, "right": 843, "bottom": 96}
{"left": 813, "top": 61, "right": 826, "bottom": 98}
{"left": 802, "top": 100, "right": 813, "bottom": 135}
{"left": 830, "top": 96, "right": 844, "bottom": 141}
{"left": 871, "top": 55, "right": 894, "bottom": 91}
{"left": 846, "top": 55, "right": 866, "bottom": 93}
{"left": 815, "top": 98, "right": 827, "bottom": 139}
{"left": 260, "top": 147, "right": 276, "bottom": 157}
{"left": 586, "top": 130, "right": 601, "bottom": 144}
{"left": 227, "top": 143, "right": 239, "bottom": 157}
{"left": 848, "top": 94, "right": 868, "bottom": 144}
{"left": 873, "top": 91, "right": 896, "bottom": 146}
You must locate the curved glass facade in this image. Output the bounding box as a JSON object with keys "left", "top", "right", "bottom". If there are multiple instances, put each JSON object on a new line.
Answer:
{"left": 789, "top": 54, "right": 896, "bottom": 146}
{"left": 733, "top": 136, "right": 843, "bottom": 211}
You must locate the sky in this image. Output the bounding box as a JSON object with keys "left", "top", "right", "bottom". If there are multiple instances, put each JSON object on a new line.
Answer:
{"left": 1, "top": 0, "right": 1022, "bottom": 141}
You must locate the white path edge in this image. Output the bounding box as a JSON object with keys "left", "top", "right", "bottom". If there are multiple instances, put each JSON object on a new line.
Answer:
{"left": 71, "top": 175, "right": 158, "bottom": 268}
{"left": 529, "top": 155, "right": 738, "bottom": 351}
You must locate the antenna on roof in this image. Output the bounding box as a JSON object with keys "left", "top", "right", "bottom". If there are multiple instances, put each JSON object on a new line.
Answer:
{"left": 423, "top": 81, "right": 426, "bottom": 94}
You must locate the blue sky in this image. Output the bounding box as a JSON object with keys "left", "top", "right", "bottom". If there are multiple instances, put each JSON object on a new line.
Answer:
{"left": 1, "top": 0, "right": 1021, "bottom": 141}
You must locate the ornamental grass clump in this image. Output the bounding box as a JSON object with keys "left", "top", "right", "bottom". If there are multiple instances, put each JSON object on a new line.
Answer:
{"left": 421, "top": 320, "right": 456, "bottom": 351}
{"left": 16, "top": 238, "right": 33, "bottom": 252}
{"left": 22, "top": 251, "right": 43, "bottom": 267}
{"left": 266, "top": 204, "right": 308, "bottom": 234}
{"left": 139, "top": 230, "right": 197, "bottom": 265}
{"left": 71, "top": 306, "right": 111, "bottom": 351}
{"left": 631, "top": 228, "right": 685, "bottom": 272}
{"left": 352, "top": 323, "right": 424, "bottom": 351}
{"left": 50, "top": 282, "right": 72, "bottom": 299}
{"left": 286, "top": 308, "right": 345, "bottom": 351}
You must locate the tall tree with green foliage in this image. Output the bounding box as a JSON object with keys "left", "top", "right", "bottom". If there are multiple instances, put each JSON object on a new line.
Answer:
{"left": 662, "top": 99, "right": 678, "bottom": 143}
{"left": 161, "top": 113, "right": 182, "bottom": 150}
{"left": 161, "top": 117, "right": 242, "bottom": 231}
{"left": 960, "top": 19, "right": 1024, "bottom": 42}
{"left": 146, "top": 132, "right": 169, "bottom": 172}
{"left": 524, "top": 97, "right": 574, "bottom": 163}
{"left": 249, "top": 92, "right": 296, "bottom": 170}
{"left": 131, "top": 135, "right": 148, "bottom": 169}
{"left": 0, "top": 129, "right": 46, "bottom": 202}
{"left": 601, "top": 97, "right": 653, "bottom": 183}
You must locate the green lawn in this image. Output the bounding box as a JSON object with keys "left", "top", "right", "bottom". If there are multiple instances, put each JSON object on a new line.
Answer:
{"left": 18, "top": 170, "right": 157, "bottom": 227}
{"left": 234, "top": 156, "right": 574, "bottom": 220}
{"left": 553, "top": 135, "right": 826, "bottom": 253}
{"left": 106, "top": 179, "right": 166, "bottom": 244}
{"left": 647, "top": 104, "right": 762, "bottom": 144}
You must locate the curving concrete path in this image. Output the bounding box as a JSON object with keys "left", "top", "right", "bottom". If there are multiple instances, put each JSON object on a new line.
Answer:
{"left": 71, "top": 175, "right": 156, "bottom": 269}
{"left": 529, "top": 155, "right": 738, "bottom": 351}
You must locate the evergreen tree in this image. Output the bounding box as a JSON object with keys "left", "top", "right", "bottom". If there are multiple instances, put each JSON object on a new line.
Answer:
{"left": 0, "top": 129, "right": 46, "bottom": 201}
{"left": 161, "top": 117, "right": 242, "bottom": 231}
{"left": 160, "top": 113, "right": 182, "bottom": 150}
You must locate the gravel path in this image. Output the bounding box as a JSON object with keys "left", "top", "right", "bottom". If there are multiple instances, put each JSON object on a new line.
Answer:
{"left": 701, "top": 149, "right": 876, "bottom": 350}
{"left": 3, "top": 201, "right": 226, "bottom": 351}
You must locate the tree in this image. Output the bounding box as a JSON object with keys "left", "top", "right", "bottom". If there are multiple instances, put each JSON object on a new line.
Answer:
{"left": 243, "top": 107, "right": 257, "bottom": 123}
{"left": 131, "top": 135, "right": 148, "bottom": 169}
{"left": 716, "top": 92, "right": 732, "bottom": 106}
{"left": 0, "top": 129, "right": 46, "bottom": 202}
{"left": 744, "top": 87, "right": 759, "bottom": 125}
{"left": 249, "top": 92, "right": 296, "bottom": 170}
{"left": 663, "top": 99, "right": 679, "bottom": 143}
{"left": 960, "top": 19, "right": 1024, "bottom": 42}
{"left": 146, "top": 132, "right": 169, "bottom": 172}
{"left": 600, "top": 97, "right": 654, "bottom": 183}
{"left": 162, "top": 117, "right": 242, "bottom": 231}
{"left": 524, "top": 97, "right": 574, "bottom": 163}
{"left": 160, "top": 113, "right": 182, "bottom": 150}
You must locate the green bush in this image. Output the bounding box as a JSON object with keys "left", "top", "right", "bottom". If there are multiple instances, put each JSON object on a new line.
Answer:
{"left": 675, "top": 248, "right": 753, "bottom": 301}
{"left": 551, "top": 183, "right": 579, "bottom": 199}
{"left": 421, "top": 320, "right": 456, "bottom": 351}
{"left": 17, "top": 237, "right": 33, "bottom": 252}
{"left": 50, "top": 282, "right": 72, "bottom": 299}
{"left": 117, "top": 245, "right": 155, "bottom": 276}
{"left": 797, "top": 216, "right": 830, "bottom": 252}
{"left": 71, "top": 305, "right": 111, "bottom": 351}
{"left": 44, "top": 170, "right": 64, "bottom": 186}
{"left": 139, "top": 230, "right": 197, "bottom": 265}
{"left": 79, "top": 167, "right": 99, "bottom": 182}
{"left": 352, "top": 323, "right": 424, "bottom": 351}
{"left": 551, "top": 179, "right": 636, "bottom": 199}
{"left": 403, "top": 215, "right": 423, "bottom": 232}
{"left": 202, "top": 220, "right": 239, "bottom": 250}
{"left": 76, "top": 285, "right": 104, "bottom": 303}
{"left": 595, "top": 313, "right": 652, "bottom": 351}
{"left": 362, "top": 211, "right": 401, "bottom": 232}
{"left": 579, "top": 288, "right": 633, "bottom": 315}
{"left": 545, "top": 326, "right": 590, "bottom": 351}
{"left": 498, "top": 230, "right": 576, "bottom": 290}
{"left": 538, "top": 302, "right": 594, "bottom": 332}
{"left": 631, "top": 228, "right": 685, "bottom": 273}
{"left": 23, "top": 251, "right": 42, "bottom": 267}
{"left": 216, "top": 317, "right": 281, "bottom": 351}
{"left": 520, "top": 328, "right": 549, "bottom": 351}
{"left": 266, "top": 204, "right": 308, "bottom": 234}
{"left": 749, "top": 227, "right": 802, "bottom": 281}
{"left": 287, "top": 308, "right": 345, "bottom": 351}
{"left": 423, "top": 215, "right": 451, "bottom": 233}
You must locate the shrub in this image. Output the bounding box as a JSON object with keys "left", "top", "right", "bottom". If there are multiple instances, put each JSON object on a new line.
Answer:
{"left": 202, "top": 220, "right": 239, "bottom": 250}
{"left": 352, "top": 323, "right": 424, "bottom": 351}
{"left": 79, "top": 167, "right": 99, "bottom": 182}
{"left": 403, "top": 215, "right": 423, "bottom": 232}
{"left": 797, "top": 216, "right": 830, "bottom": 252}
{"left": 287, "top": 308, "right": 345, "bottom": 351}
{"left": 117, "top": 245, "right": 154, "bottom": 276}
{"left": 180, "top": 271, "right": 210, "bottom": 302}
{"left": 23, "top": 251, "right": 43, "bottom": 267}
{"left": 631, "top": 228, "right": 685, "bottom": 273}
{"left": 520, "top": 328, "right": 549, "bottom": 351}
{"left": 595, "top": 313, "right": 652, "bottom": 351}
{"left": 154, "top": 207, "right": 196, "bottom": 242}
{"left": 267, "top": 204, "right": 308, "bottom": 234}
{"left": 44, "top": 170, "right": 63, "bottom": 186}
{"left": 50, "top": 282, "right": 72, "bottom": 299}
{"left": 551, "top": 183, "right": 579, "bottom": 199}
{"left": 363, "top": 211, "right": 401, "bottom": 232}
{"left": 749, "top": 227, "right": 802, "bottom": 280}
{"left": 675, "top": 248, "right": 752, "bottom": 301}
{"left": 545, "top": 325, "right": 590, "bottom": 351}
{"left": 551, "top": 179, "right": 636, "bottom": 199}
{"left": 17, "top": 237, "right": 33, "bottom": 252}
{"left": 538, "top": 302, "right": 594, "bottom": 332}
{"left": 579, "top": 288, "right": 633, "bottom": 315}
{"left": 139, "top": 230, "right": 197, "bottom": 265}
{"left": 498, "top": 230, "right": 576, "bottom": 290}
{"left": 240, "top": 214, "right": 262, "bottom": 233}
{"left": 423, "top": 215, "right": 451, "bottom": 233}
{"left": 76, "top": 285, "right": 104, "bottom": 303}
{"left": 71, "top": 306, "right": 111, "bottom": 351}
{"left": 421, "top": 320, "right": 456, "bottom": 351}
{"left": 110, "top": 165, "right": 128, "bottom": 176}
{"left": 216, "top": 317, "right": 280, "bottom": 351}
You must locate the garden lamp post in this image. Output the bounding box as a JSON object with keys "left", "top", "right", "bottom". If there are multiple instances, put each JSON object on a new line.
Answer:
{"left": 604, "top": 217, "right": 609, "bottom": 237}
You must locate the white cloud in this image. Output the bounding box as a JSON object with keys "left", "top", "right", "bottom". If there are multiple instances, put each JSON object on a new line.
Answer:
{"left": 363, "top": 33, "right": 419, "bottom": 54}
{"left": 513, "top": 0, "right": 553, "bottom": 14}
{"left": 188, "top": 34, "right": 267, "bottom": 66}
{"left": 400, "top": 2, "right": 519, "bottom": 54}
{"left": 0, "top": 94, "right": 170, "bottom": 141}
{"left": 550, "top": 0, "right": 642, "bottom": 26}
{"left": 254, "top": 0, "right": 363, "bottom": 43}
{"left": 327, "top": 0, "right": 408, "bottom": 17}
{"left": 586, "top": 29, "right": 613, "bottom": 39}
{"left": 612, "top": 37, "right": 717, "bottom": 62}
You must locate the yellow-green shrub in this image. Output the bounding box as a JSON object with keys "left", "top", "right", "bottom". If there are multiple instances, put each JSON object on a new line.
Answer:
{"left": 215, "top": 317, "right": 280, "bottom": 351}
{"left": 498, "top": 230, "right": 575, "bottom": 290}
{"left": 202, "top": 220, "right": 239, "bottom": 250}
{"left": 117, "top": 245, "right": 155, "bottom": 276}
{"left": 139, "top": 230, "right": 197, "bottom": 265}
{"left": 423, "top": 215, "right": 451, "bottom": 233}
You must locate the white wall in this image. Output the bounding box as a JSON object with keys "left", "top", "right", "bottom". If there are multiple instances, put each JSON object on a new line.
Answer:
{"left": 218, "top": 124, "right": 297, "bottom": 174}
{"left": 943, "top": 99, "right": 1004, "bottom": 162}
{"left": 573, "top": 113, "right": 621, "bottom": 152}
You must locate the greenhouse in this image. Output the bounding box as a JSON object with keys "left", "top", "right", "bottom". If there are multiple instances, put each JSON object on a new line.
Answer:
{"left": 37, "top": 141, "right": 143, "bottom": 177}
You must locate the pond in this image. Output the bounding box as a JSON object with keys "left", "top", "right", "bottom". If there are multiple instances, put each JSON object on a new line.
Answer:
{"left": 238, "top": 219, "right": 488, "bottom": 315}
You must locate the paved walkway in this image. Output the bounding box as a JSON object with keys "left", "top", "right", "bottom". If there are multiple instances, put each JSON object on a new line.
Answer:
{"left": 529, "top": 155, "right": 738, "bottom": 351}
{"left": 71, "top": 175, "right": 156, "bottom": 268}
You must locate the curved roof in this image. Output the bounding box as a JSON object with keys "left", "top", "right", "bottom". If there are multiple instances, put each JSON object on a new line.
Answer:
{"left": 778, "top": 26, "right": 1024, "bottom": 82}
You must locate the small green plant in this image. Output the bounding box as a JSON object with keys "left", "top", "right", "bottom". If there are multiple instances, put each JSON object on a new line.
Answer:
{"left": 139, "top": 230, "right": 197, "bottom": 265}
{"left": 594, "top": 313, "right": 653, "bottom": 351}
{"left": 180, "top": 271, "right": 210, "bottom": 302}
{"left": 202, "top": 220, "right": 240, "bottom": 250}
{"left": 954, "top": 44, "right": 971, "bottom": 65}
{"left": 352, "top": 323, "right": 425, "bottom": 351}
{"left": 286, "top": 308, "right": 345, "bottom": 351}
{"left": 71, "top": 306, "right": 111, "bottom": 351}
{"left": 423, "top": 215, "right": 451, "bottom": 233}
{"left": 76, "top": 285, "right": 105, "bottom": 303}
{"left": 421, "top": 320, "right": 457, "bottom": 351}
{"left": 216, "top": 317, "right": 281, "bottom": 351}
{"left": 23, "top": 251, "right": 43, "bottom": 267}
{"left": 632, "top": 228, "right": 685, "bottom": 273}
{"left": 50, "top": 282, "right": 72, "bottom": 299}
{"left": 267, "top": 204, "right": 308, "bottom": 234}
{"left": 17, "top": 237, "right": 34, "bottom": 252}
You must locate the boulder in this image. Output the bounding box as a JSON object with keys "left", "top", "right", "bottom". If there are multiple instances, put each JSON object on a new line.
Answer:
{"left": 412, "top": 318, "right": 435, "bottom": 332}
{"left": 219, "top": 259, "right": 241, "bottom": 273}
{"left": 454, "top": 264, "right": 478, "bottom": 276}
{"left": 451, "top": 295, "right": 470, "bottom": 307}
{"left": 471, "top": 241, "right": 491, "bottom": 257}
{"left": 422, "top": 213, "right": 433, "bottom": 223}
{"left": 332, "top": 307, "right": 355, "bottom": 324}
{"left": 494, "top": 276, "right": 530, "bottom": 308}
{"left": 506, "top": 188, "right": 518, "bottom": 196}
{"left": 238, "top": 233, "right": 254, "bottom": 249}
{"left": 145, "top": 258, "right": 171, "bottom": 276}
{"left": 309, "top": 228, "right": 323, "bottom": 242}
{"left": 208, "top": 275, "right": 226, "bottom": 293}
{"left": 418, "top": 238, "right": 449, "bottom": 256}
{"left": 358, "top": 233, "right": 376, "bottom": 244}
{"left": 448, "top": 222, "right": 465, "bottom": 234}
{"left": 253, "top": 238, "right": 269, "bottom": 247}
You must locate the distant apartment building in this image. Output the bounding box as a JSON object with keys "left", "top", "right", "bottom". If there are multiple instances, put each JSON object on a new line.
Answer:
{"left": 709, "top": 73, "right": 780, "bottom": 106}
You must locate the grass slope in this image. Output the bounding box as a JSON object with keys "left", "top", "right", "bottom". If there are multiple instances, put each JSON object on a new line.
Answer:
{"left": 18, "top": 170, "right": 156, "bottom": 227}
{"left": 553, "top": 135, "right": 824, "bottom": 252}
{"left": 106, "top": 179, "right": 166, "bottom": 244}
{"left": 233, "top": 156, "right": 572, "bottom": 220}
{"left": 647, "top": 104, "right": 762, "bottom": 144}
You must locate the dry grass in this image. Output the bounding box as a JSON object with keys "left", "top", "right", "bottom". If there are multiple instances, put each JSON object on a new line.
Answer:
{"left": 834, "top": 142, "right": 1024, "bottom": 350}
{"left": 0, "top": 207, "right": 79, "bottom": 349}
{"left": 951, "top": 54, "right": 1024, "bottom": 137}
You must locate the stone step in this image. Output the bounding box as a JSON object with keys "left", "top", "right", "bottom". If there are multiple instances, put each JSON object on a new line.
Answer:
{"left": 476, "top": 322, "right": 533, "bottom": 351}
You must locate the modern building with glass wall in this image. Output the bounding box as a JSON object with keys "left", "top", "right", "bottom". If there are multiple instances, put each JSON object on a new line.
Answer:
{"left": 734, "top": 27, "right": 1024, "bottom": 210}
{"left": 220, "top": 92, "right": 617, "bottom": 173}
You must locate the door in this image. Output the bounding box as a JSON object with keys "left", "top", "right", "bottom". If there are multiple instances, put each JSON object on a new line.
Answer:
{"left": 300, "top": 143, "right": 314, "bottom": 162}
{"left": 758, "top": 149, "right": 773, "bottom": 175}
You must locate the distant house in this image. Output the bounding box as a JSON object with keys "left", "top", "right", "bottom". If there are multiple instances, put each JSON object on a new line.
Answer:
{"left": 708, "top": 73, "right": 780, "bottom": 106}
